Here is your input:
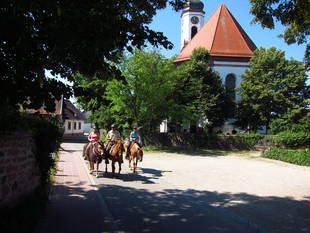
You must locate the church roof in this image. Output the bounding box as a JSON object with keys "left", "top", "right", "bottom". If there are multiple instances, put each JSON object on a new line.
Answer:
{"left": 175, "top": 4, "right": 257, "bottom": 63}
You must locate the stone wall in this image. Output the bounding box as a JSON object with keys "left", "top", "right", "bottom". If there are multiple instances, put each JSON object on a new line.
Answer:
{"left": 0, "top": 133, "right": 40, "bottom": 208}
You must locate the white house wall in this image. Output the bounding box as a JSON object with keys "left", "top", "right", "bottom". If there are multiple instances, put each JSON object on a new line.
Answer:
{"left": 64, "top": 120, "right": 84, "bottom": 135}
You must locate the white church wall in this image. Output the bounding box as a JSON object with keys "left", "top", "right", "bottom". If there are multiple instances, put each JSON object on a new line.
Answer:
{"left": 212, "top": 61, "right": 249, "bottom": 102}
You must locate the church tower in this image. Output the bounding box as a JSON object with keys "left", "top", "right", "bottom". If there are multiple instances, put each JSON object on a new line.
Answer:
{"left": 175, "top": 4, "right": 257, "bottom": 133}
{"left": 180, "top": 0, "right": 205, "bottom": 49}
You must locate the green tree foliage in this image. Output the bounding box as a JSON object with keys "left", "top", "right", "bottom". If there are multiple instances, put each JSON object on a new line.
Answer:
{"left": 180, "top": 48, "right": 233, "bottom": 131}
{"left": 237, "top": 47, "right": 308, "bottom": 132}
{"left": 105, "top": 50, "right": 179, "bottom": 131}
{"left": 250, "top": 0, "right": 309, "bottom": 44}
{"left": 0, "top": 0, "right": 185, "bottom": 112}
{"left": 249, "top": 0, "right": 309, "bottom": 66}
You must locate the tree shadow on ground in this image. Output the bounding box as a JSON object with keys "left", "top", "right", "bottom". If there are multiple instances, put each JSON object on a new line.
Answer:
{"left": 99, "top": 185, "right": 310, "bottom": 233}
{"left": 97, "top": 166, "right": 172, "bottom": 184}
{"left": 34, "top": 181, "right": 117, "bottom": 233}
{"left": 34, "top": 181, "right": 310, "bottom": 233}
{"left": 62, "top": 135, "right": 88, "bottom": 143}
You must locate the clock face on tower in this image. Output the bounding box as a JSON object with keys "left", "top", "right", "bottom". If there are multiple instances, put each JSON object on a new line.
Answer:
{"left": 191, "top": 16, "right": 199, "bottom": 24}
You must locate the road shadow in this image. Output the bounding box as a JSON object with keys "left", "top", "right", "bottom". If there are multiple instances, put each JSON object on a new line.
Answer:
{"left": 61, "top": 134, "right": 88, "bottom": 143}
{"left": 34, "top": 181, "right": 117, "bottom": 233}
{"left": 98, "top": 166, "right": 171, "bottom": 184}
{"left": 33, "top": 180, "right": 310, "bottom": 233}
{"left": 98, "top": 185, "right": 310, "bottom": 233}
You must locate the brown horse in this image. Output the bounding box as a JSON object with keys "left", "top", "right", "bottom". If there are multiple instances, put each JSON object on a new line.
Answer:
{"left": 127, "top": 141, "right": 143, "bottom": 173}
{"left": 84, "top": 141, "right": 105, "bottom": 177}
{"left": 105, "top": 139, "right": 124, "bottom": 176}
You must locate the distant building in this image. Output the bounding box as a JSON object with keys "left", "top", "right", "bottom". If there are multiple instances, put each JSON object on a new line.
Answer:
{"left": 62, "top": 100, "right": 86, "bottom": 135}
{"left": 161, "top": 1, "right": 256, "bottom": 133}
{"left": 22, "top": 97, "right": 86, "bottom": 135}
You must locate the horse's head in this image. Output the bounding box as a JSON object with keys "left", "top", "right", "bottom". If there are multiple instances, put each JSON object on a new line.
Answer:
{"left": 137, "top": 147, "right": 143, "bottom": 157}
{"left": 94, "top": 141, "right": 104, "bottom": 155}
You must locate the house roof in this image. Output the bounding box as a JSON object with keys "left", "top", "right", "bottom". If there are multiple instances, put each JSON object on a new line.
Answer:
{"left": 175, "top": 4, "right": 257, "bottom": 63}
{"left": 22, "top": 98, "right": 63, "bottom": 116}
{"left": 62, "top": 100, "right": 86, "bottom": 121}
{"left": 22, "top": 98, "right": 85, "bottom": 121}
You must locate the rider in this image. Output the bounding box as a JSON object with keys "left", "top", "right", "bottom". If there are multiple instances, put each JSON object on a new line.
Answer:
{"left": 83, "top": 127, "right": 100, "bottom": 159}
{"left": 126, "top": 126, "right": 141, "bottom": 159}
{"left": 106, "top": 124, "right": 123, "bottom": 163}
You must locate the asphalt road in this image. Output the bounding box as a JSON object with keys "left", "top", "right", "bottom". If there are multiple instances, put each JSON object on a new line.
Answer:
{"left": 83, "top": 143, "right": 310, "bottom": 233}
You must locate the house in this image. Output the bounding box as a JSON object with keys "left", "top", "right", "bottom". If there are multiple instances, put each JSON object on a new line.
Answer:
{"left": 62, "top": 100, "right": 86, "bottom": 135}
{"left": 22, "top": 97, "right": 86, "bottom": 135}
{"left": 161, "top": 1, "right": 256, "bottom": 133}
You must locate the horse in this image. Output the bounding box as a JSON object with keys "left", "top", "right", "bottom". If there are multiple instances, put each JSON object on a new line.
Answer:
{"left": 126, "top": 141, "right": 143, "bottom": 173}
{"left": 84, "top": 141, "right": 105, "bottom": 177}
{"left": 105, "top": 139, "right": 124, "bottom": 176}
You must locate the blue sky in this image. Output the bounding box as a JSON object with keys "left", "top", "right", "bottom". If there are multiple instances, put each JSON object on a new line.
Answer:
{"left": 149, "top": 0, "right": 307, "bottom": 62}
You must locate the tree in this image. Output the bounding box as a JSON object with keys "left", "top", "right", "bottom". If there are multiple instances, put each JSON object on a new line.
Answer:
{"left": 104, "top": 50, "right": 179, "bottom": 131}
{"left": 0, "top": 0, "right": 185, "bottom": 112}
{"left": 249, "top": 0, "right": 309, "bottom": 67}
{"left": 237, "top": 47, "right": 308, "bottom": 133}
{"left": 176, "top": 48, "right": 233, "bottom": 131}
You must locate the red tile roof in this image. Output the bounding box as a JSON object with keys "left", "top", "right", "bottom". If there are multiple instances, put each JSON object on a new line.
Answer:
{"left": 22, "top": 99, "right": 63, "bottom": 116}
{"left": 175, "top": 4, "right": 257, "bottom": 63}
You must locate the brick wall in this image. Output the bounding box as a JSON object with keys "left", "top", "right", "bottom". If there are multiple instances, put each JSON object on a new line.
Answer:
{"left": 0, "top": 133, "right": 40, "bottom": 208}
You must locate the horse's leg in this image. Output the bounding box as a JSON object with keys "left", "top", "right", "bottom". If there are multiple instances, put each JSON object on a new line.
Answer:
{"left": 90, "top": 161, "right": 94, "bottom": 174}
{"left": 96, "top": 161, "right": 99, "bottom": 178}
{"left": 129, "top": 156, "right": 132, "bottom": 170}
{"left": 134, "top": 157, "right": 137, "bottom": 173}
{"left": 118, "top": 161, "right": 121, "bottom": 175}
{"left": 112, "top": 161, "right": 116, "bottom": 177}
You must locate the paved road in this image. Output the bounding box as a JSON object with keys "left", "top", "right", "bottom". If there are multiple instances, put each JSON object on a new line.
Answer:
{"left": 36, "top": 140, "right": 310, "bottom": 233}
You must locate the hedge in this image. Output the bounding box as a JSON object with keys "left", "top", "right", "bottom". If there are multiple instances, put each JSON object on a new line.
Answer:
{"left": 264, "top": 148, "right": 310, "bottom": 166}
{"left": 238, "top": 133, "right": 265, "bottom": 148}
{"left": 274, "top": 131, "right": 310, "bottom": 148}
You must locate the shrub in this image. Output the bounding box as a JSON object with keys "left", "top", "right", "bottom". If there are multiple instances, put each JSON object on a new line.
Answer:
{"left": 238, "top": 133, "right": 264, "bottom": 148}
{"left": 264, "top": 148, "right": 310, "bottom": 166}
{"left": 274, "top": 131, "right": 310, "bottom": 148}
{"left": 270, "top": 115, "right": 310, "bottom": 134}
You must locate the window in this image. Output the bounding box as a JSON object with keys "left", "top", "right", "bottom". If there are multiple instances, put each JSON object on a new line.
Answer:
{"left": 74, "top": 122, "right": 77, "bottom": 130}
{"left": 225, "top": 73, "right": 236, "bottom": 100}
{"left": 225, "top": 74, "right": 237, "bottom": 117}
{"left": 67, "top": 121, "right": 71, "bottom": 130}
{"left": 191, "top": 26, "right": 198, "bottom": 39}
{"left": 78, "top": 122, "right": 81, "bottom": 130}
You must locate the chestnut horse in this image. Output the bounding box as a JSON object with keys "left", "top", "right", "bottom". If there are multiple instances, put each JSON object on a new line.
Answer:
{"left": 127, "top": 141, "right": 143, "bottom": 173}
{"left": 105, "top": 139, "right": 124, "bottom": 176}
{"left": 84, "top": 141, "right": 105, "bottom": 177}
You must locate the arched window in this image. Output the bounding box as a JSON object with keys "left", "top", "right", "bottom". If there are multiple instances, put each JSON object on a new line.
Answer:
{"left": 225, "top": 73, "right": 236, "bottom": 100}
{"left": 191, "top": 26, "right": 198, "bottom": 39}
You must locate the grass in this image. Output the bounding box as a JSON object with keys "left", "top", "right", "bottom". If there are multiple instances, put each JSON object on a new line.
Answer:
{"left": 144, "top": 145, "right": 261, "bottom": 157}
{"left": 264, "top": 148, "right": 310, "bottom": 166}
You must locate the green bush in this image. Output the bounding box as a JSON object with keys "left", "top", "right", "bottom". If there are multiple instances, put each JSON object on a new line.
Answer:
{"left": 270, "top": 115, "right": 310, "bottom": 134}
{"left": 238, "top": 133, "right": 264, "bottom": 148}
{"left": 275, "top": 131, "right": 310, "bottom": 148}
{"left": 264, "top": 148, "right": 310, "bottom": 166}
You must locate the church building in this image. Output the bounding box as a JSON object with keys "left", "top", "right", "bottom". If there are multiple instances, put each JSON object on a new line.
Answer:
{"left": 163, "top": 1, "right": 257, "bottom": 133}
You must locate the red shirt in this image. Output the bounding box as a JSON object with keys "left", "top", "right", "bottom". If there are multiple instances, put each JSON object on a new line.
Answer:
{"left": 88, "top": 133, "right": 99, "bottom": 142}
